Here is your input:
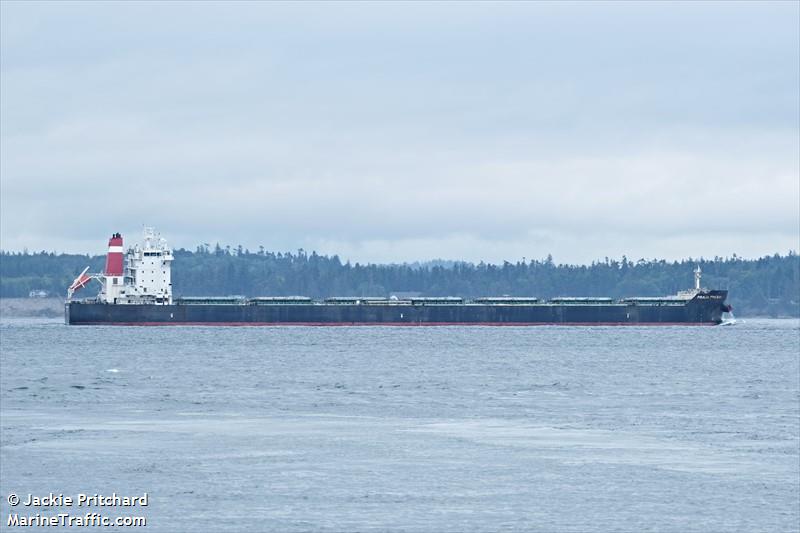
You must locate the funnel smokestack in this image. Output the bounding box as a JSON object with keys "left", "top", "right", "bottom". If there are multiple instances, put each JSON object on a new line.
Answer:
{"left": 104, "top": 233, "right": 124, "bottom": 276}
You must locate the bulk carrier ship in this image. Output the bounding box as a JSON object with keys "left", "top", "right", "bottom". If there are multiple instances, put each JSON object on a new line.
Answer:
{"left": 65, "top": 229, "right": 732, "bottom": 326}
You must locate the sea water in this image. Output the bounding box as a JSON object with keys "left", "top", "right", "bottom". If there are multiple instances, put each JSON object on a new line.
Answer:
{"left": 1, "top": 319, "right": 798, "bottom": 532}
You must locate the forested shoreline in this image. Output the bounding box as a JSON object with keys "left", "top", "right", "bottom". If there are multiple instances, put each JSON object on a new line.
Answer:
{"left": 1, "top": 247, "right": 798, "bottom": 317}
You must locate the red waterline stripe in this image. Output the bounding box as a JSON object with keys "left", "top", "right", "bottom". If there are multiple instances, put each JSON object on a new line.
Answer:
{"left": 69, "top": 321, "right": 718, "bottom": 327}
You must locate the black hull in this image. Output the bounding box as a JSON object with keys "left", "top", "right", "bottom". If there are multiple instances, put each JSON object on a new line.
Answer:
{"left": 67, "top": 291, "right": 728, "bottom": 326}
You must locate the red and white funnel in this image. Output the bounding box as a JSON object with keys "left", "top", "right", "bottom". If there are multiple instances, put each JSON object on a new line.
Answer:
{"left": 104, "top": 233, "right": 124, "bottom": 276}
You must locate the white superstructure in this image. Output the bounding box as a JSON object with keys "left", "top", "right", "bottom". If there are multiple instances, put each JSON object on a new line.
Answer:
{"left": 68, "top": 228, "right": 173, "bottom": 304}
{"left": 119, "top": 227, "right": 173, "bottom": 304}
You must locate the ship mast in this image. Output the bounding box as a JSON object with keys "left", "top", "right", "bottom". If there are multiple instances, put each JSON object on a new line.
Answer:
{"left": 694, "top": 266, "right": 702, "bottom": 291}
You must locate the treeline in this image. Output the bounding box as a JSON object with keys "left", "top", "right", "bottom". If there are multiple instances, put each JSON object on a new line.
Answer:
{"left": 1, "top": 246, "right": 798, "bottom": 317}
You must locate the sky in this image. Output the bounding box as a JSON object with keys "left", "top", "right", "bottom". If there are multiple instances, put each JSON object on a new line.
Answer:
{"left": 1, "top": 1, "right": 798, "bottom": 264}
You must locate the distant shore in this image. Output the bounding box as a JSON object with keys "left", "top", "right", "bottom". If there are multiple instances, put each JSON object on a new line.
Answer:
{"left": 0, "top": 298, "right": 64, "bottom": 318}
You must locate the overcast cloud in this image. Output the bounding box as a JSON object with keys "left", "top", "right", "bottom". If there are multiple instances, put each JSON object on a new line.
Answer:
{"left": 1, "top": 1, "right": 798, "bottom": 264}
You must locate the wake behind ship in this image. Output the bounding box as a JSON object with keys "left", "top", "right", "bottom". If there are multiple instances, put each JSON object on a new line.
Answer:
{"left": 66, "top": 230, "right": 732, "bottom": 326}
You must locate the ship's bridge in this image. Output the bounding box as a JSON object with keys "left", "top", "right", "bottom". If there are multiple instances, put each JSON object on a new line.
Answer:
{"left": 119, "top": 228, "right": 173, "bottom": 304}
